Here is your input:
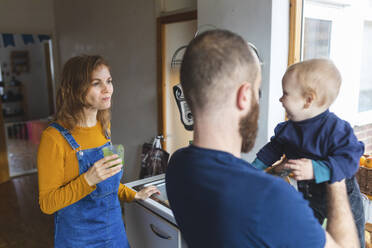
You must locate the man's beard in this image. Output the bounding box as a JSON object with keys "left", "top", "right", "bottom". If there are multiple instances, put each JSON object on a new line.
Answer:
{"left": 239, "top": 97, "right": 259, "bottom": 153}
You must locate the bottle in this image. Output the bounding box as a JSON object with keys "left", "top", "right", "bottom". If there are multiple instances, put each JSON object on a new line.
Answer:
{"left": 153, "top": 135, "right": 163, "bottom": 149}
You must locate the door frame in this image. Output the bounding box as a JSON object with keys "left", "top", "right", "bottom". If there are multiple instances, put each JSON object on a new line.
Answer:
{"left": 0, "top": 99, "right": 9, "bottom": 183}
{"left": 157, "top": 10, "right": 197, "bottom": 150}
{"left": 0, "top": 32, "right": 56, "bottom": 183}
{"left": 288, "top": 0, "right": 303, "bottom": 66}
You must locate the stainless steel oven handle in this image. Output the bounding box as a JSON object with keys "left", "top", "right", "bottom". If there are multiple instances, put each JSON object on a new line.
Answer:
{"left": 150, "top": 224, "right": 172, "bottom": 240}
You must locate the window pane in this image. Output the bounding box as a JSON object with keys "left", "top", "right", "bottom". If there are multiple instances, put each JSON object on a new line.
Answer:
{"left": 303, "top": 18, "right": 332, "bottom": 60}
{"left": 358, "top": 21, "right": 372, "bottom": 112}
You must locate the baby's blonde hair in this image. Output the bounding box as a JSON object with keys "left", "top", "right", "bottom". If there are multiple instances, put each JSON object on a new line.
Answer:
{"left": 285, "top": 58, "right": 341, "bottom": 107}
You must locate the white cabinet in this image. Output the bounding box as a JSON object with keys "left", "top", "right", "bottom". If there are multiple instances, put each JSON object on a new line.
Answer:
{"left": 124, "top": 202, "right": 187, "bottom": 248}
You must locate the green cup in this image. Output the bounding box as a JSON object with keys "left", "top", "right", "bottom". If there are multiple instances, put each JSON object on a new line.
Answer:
{"left": 102, "top": 144, "right": 124, "bottom": 168}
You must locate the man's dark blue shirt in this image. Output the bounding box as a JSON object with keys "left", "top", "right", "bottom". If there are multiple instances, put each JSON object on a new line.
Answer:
{"left": 166, "top": 145, "right": 325, "bottom": 248}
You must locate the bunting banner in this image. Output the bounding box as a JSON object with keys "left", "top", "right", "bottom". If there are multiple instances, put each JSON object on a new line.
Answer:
{"left": 2, "top": 33, "right": 15, "bottom": 47}
{"left": 38, "top": 34, "right": 51, "bottom": 43}
{"left": 0, "top": 33, "right": 51, "bottom": 47}
{"left": 21, "top": 34, "right": 35, "bottom": 45}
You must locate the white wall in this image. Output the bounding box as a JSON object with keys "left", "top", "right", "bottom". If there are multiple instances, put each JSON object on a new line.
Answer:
{"left": 54, "top": 0, "right": 158, "bottom": 182}
{"left": 198, "top": 0, "right": 288, "bottom": 161}
{"left": 268, "top": 1, "right": 290, "bottom": 143}
{"left": 0, "top": 34, "right": 50, "bottom": 120}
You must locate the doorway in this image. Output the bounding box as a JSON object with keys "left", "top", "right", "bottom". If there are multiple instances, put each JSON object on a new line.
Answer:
{"left": 157, "top": 11, "right": 197, "bottom": 154}
{"left": 0, "top": 33, "right": 55, "bottom": 182}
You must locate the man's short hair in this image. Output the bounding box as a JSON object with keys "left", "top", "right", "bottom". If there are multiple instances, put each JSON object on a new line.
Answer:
{"left": 180, "top": 29, "right": 259, "bottom": 114}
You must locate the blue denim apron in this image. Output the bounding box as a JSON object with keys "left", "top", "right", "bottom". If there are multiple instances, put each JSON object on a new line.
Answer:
{"left": 50, "top": 123, "right": 129, "bottom": 248}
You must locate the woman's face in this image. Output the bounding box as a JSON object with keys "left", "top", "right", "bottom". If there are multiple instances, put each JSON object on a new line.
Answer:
{"left": 85, "top": 65, "right": 113, "bottom": 111}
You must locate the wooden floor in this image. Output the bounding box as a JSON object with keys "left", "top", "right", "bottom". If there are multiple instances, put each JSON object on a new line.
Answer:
{"left": 0, "top": 173, "right": 53, "bottom": 248}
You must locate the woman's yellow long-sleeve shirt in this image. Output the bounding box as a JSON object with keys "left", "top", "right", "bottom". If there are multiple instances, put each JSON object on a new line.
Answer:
{"left": 37, "top": 122, "right": 136, "bottom": 215}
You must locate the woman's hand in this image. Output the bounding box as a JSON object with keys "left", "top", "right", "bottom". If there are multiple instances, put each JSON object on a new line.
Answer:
{"left": 284, "top": 158, "right": 314, "bottom": 181}
{"left": 84, "top": 154, "right": 123, "bottom": 186}
{"left": 134, "top": 186, "right": 160, "bottom": 200}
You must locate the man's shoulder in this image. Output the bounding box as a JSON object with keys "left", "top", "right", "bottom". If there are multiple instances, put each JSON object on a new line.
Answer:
{"left": 168, "top": 145, "right": 248, "bottom": 168}
{"left": 167, "top": 146, "right": 293, "bottom": 193}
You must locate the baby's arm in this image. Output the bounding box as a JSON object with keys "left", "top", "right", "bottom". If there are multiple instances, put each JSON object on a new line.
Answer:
{"left": 286, "top": 121, "right": 363, "bottom": 183}
{"left": 312, "top": 160, "right": 331, "bottom": 183}
{"left": 323, "top": 122, "right": 363, "bottom": 183}
{"left": 252, "top": 124, "right": 287, "bottom": 170}
{"left": 251, "top": 158, "right": 269, "bottom": 170}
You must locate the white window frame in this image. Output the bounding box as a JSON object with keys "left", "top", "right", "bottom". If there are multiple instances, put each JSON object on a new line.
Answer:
{"left": 355, "top": 6, "right": 372, "bottom": 126}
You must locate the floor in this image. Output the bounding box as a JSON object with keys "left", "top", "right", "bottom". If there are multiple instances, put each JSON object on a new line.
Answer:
{"left": 0, "top": 173, "right": 54, "bottom": 248}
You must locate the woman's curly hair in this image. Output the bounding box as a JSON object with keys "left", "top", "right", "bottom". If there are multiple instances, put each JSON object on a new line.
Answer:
{"left": 55, "top": 55, "right": 111, "bottom": 136}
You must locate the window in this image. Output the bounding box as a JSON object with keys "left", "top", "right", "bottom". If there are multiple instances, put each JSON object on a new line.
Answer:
{"left": 300, "top": 0, "right": 372, "bottom": 125}
{"left": 359, "top": 21, "right": 372, "bottom": 112}
{"left": 303, "top": 18, "right": 332, "bottom": 60}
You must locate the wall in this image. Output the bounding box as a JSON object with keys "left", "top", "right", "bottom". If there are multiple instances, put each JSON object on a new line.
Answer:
{"left": 0, "top": 34, "right": 50, "bottom": 120}
{"left": 0, "top": 0, "right": 54, "bottom": 34}
{"left": 54, "top": 0, "right": 158, "bottom": 182}
{"left": 156, "top": 0, "right": 197, "bottom": 16}
{"left": 198, "top": 0, "right": 289, "bottom": 161}
{"left": 162, "top": 0, "right": 196, "bottom": 12}
{"left": 355, "top": 124, "right": 372, "bottom": 154}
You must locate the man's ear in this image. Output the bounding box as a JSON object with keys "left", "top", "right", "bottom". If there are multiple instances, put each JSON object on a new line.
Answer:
{"left": 304, "top": 92, "right": 315, "bottom": 109}
{"left": 237, "top": 82, "right": 252, "bottom": 110}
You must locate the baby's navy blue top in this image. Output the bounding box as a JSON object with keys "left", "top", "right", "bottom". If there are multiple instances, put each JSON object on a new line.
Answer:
{"left": 257, "top": 110, "right": 364, "bottom": 183}
{"left": 166, "top": 145, "right": 325, "bottom": 248}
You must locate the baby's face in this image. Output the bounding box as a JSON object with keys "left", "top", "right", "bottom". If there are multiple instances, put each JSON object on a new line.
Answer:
{"left": 279, "top": 73, "right": 307, "bottom": 121}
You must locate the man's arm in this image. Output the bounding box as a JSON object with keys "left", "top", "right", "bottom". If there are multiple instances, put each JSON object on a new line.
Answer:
{"left": 324, "top": 180, "right": 359, "bottom": 248}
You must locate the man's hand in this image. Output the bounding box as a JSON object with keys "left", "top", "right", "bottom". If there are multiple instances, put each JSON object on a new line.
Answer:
{"left": 284, "top": 158, "right": 314, "bottom": 181}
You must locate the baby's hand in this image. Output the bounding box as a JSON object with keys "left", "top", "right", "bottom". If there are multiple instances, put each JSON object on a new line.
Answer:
{"left": 134, "top": 186, "right": 160, "bottom": 200}
{"left": 268, "top": 157, "right": 288, "bottom": 176}
{"left": 284, "top": 158, "right": 314, "bottom": 181}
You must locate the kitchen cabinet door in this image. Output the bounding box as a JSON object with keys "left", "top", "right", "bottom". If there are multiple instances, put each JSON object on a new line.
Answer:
{"left": 125, "top": 202, "right": 184, "bottom": 248}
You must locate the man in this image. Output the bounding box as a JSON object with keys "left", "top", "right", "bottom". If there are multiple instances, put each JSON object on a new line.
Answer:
{"left": 166, "top": 29, "right": 359, "bottom": 248}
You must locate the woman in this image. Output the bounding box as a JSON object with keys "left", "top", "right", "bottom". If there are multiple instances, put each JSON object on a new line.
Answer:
{"left": 37, "top": 55, "right": 159, "bottom": 247}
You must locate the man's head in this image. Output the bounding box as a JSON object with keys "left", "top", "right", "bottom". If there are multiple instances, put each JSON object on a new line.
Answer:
{"left": 180, "top": 29, "right": 261, "bottom": 152}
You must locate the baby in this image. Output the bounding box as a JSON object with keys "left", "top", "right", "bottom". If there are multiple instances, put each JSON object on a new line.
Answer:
{"left": 252, "top": 59, "right": 365, "bottom": 246}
